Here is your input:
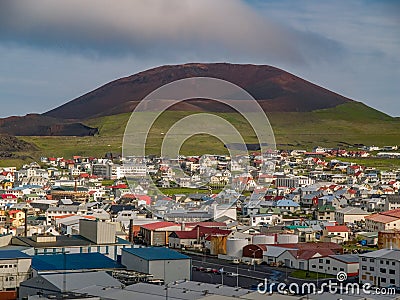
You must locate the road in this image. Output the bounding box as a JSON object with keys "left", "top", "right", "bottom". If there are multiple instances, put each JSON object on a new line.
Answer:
{"left": 188, "top": 253, "right": 285, "bottom": 289}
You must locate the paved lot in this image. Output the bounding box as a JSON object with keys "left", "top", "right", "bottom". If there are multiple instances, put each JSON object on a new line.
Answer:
{"left": 189, "top": 253, "right": 285, "bottom": 289}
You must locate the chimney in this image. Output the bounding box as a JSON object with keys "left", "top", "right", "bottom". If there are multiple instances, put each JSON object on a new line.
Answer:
{"left": 23, "top": 208, "right": 28, "bottom": 237}
{"left": 128, "top": 219, "right": 133, "bottom": 242}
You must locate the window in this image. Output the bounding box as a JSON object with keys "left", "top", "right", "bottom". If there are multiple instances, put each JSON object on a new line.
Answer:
{"left": 326, "top": 259, "right": 331, "bottom": 264}
{"left": 340, "top": 268, "right": 344, "bottom": 271}
{"left": 319, "top": 259, "right": 323, "bottom": 263}
{"left": 386, "top": 261, "right": 389, "bottom": 265}
{"left": 370, "top": 267, "right": 374, "bottom": 271}
{"left": 333, "top": 267, "right": 337, "bottom": 271}
{"left": 389, "top": 269, "right": 395, "bottom": 274}
{"left": 381, "top": 277, "right": 386, "bottom": 283}
{"left": 362, "top": 258, "right": 367, "bottom": 262}
{"left": 392, "top": 261, "right": 395, "bottom": 266}
{"left": 390, "top": 279, "right": 395, "bottom": 284}
{"left": 380, "top": 268, "right": 386, "bottom": 273}
{"left": 370, "top": 258, "right": 374, "bottom": 263}
{"left": 362, "top": 266, "right": 367, "bottom": 270}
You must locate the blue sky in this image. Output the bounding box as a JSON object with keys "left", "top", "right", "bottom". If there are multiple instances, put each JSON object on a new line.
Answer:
{"left": 0, "top": 0, "right": 399, "bottom": 117}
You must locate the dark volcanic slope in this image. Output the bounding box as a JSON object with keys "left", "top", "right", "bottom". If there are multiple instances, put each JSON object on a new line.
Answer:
{"left": 44, "top": 63, "right": 352, "bottom": 120}
{"left": 0, "top": 114, "right": 98, "bottom": 136}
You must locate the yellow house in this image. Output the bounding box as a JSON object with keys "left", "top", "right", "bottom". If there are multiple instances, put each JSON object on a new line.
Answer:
{"left": 8, "top": 210, "right": 25, "bottom": 228}
{"left": 1, "top": 180, "right": 13, "bottom": 190}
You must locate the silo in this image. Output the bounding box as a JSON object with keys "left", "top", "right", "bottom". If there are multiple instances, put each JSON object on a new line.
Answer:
{"left": 277, "top": 234, "right": 298, "bottom": 244}
{"left": 378, "top": 231, "right": 400, "bottom": 249}
{"left": 226, "top": 238, "right": 249, "bottom": 257}
{"left": 252, "top": 234, "right": 275, "bottom": 245}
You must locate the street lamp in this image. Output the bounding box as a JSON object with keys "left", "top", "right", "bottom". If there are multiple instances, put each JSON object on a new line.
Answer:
{"left": 248, "top": 248, "right": 262, "bottom": 271}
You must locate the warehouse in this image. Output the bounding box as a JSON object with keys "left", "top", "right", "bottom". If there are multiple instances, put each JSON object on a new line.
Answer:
{"left": 121, "top": 247, "right": 191, "bottom": 283}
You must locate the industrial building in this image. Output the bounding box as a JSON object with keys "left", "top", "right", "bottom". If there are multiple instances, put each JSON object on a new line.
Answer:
{"left": 121, "top": 247, "right": 191, "bottom": 284}
{"left": 359, "top": 248, "right": 400, "bottom": 288}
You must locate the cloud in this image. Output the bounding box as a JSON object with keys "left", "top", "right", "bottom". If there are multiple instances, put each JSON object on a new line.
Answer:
{"left": 0, "top": 0, "right": 343, "bottom": 65}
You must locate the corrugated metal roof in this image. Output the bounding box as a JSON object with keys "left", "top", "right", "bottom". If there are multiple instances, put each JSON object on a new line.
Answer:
{"left": 122, "top": 247, "right": 190, "bottom": 261}
{"left": 329, "top": 254, "right": 359, "bottom": 264}
{"left": 0, "top": 250, "right": 31, "bottom": 260}
{"left": 32, "top": 253, "right": 124, "bottom": 271}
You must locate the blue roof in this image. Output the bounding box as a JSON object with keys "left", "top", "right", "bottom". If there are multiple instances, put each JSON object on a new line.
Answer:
{"left": 122, "top": 247, "right": 190, "bottom": 261}
{"left": 276, "top": 200, "right": 300, "bottom": 207}
{"left": 0, "top": 250, "right": 31, "bottom": 260}
{"left": 32, "top": 253, "right": 124, "bottom": 271}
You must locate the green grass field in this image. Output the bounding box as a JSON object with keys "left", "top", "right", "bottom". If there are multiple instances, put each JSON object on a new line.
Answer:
{"left": 9, "top": 102, "right": 400, "bottom": 165}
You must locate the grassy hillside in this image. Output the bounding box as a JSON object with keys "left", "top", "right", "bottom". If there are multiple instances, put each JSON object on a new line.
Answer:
{"left": 16, "top": 102, "right": 400, "bottom": 161}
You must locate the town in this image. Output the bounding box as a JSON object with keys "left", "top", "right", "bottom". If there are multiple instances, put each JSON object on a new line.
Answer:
{"left": 0, "top": 144, "right": 400, "bottom": 300}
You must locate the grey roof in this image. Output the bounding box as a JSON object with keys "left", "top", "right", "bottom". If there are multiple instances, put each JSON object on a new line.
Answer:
{"left": 21, "top": 271, "right": 122, "bottom": 292}
{"left": 263, "top": 246, "right": 292, "bottom": 258}
{"left": 47, "top": 205, "right": 80, "bottom": 212}
{"left": 336, "top": 206, "right": 369, "bottom": 215}
{"left": 77, "top": 281, "right": 251, "bottom": 300}
{"left": 329, "top": 254, "right": 359, "bottom": 264}
{"left": 359, "top": 248, "right": 400, "bottom": 260}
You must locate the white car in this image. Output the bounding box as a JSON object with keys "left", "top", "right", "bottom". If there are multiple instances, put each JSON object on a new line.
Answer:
{"left": 227, "top": 272, "right": 239, "bottom": 277}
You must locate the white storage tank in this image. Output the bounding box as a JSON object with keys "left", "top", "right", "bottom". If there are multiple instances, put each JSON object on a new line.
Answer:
{"left": 277, "top": 234, "right": 298, "bottom": 244}
{"left": 252, "top": 234, "right": 275, "bottom": 245}
{"left": 226, "top": 238, "right": 248, "bottom": 257}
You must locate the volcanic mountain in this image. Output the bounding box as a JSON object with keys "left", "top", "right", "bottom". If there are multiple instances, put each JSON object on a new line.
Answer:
{"left": 44, "top": 63, "right": 352, "bottom": 121}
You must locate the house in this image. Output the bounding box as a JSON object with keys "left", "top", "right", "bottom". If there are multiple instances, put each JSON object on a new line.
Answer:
{"left": 139, "top": 221, "right": 181, "bottom": 246}
{"left": 384, "top": 195, "right": 400, "bottom": 211}
{"left": 359, "top": 248, "right": 400, "bottom": 288}
{"left": 249, "top": 214, "right": 280, "bottom": 227}
{"left": 121, "top": 247, "right": 191, "bottom": 284}
{"left": 45, "top": 205, "right": 86, "bottom": 225}
{"left": 0, "top": 194, "right": 17, "bottom": 210}
{"left": 275, "top": 199, "right": 300, "bottom": 213}
{"left": 322, "top": 225, "right": 350, "bottom": 243}
{"left": 8, "top": 210, "right": 25, "bottom": 228}
{"left": 168, "top": 226, "right": 231, "bottom": 249}
{"left": 365, "top": 209, "right": 400, "bottom": 232}
{"left": 335, "top": 206, "right": 370, "bottom": 225}
{"left": 314, "top": 205, "right": 336, "bottom": 221}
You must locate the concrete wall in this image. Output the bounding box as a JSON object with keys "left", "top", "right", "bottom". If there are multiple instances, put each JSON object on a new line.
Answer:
{"left": 121, "top": 251, "right": 191, "bottom": 284}
{"left": 0, "top": 258, "right": 31, "bottom": 291}
{"left": 79, "top": 219, "right": 116, "bottom": 244}
{"left": 149, "top": 259, "right": 191, "bottom": 284}
{"left": 121, "top": 251, "right": 149, "bottom": 274}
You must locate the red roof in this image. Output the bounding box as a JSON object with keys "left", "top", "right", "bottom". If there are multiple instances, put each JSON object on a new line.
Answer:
{"left": 141, "top": 221, "right": 178, "bottom": 230}
{"left": 325, "top": 225, "right": 350, "bottom": 233}
{"left": 8, "top": 210, "right": 22, "bottom": 215}
{"left": 290, "top": 248, "right": 335, "bottom": 260}
{"left": 185, "top": 222, "right": 226, "bottom": 228}
{"left": 272, "top": 242, "right": 343, "bottom": 251}
{"left": 108, "top": 184, "right": 128, "bottom": 189}
{"left": 1, "top": 194, "right": 17, "bottom": 199}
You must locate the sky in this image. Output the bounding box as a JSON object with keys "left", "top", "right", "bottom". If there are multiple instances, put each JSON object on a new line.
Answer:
{"left": 0, "top": 0, "right": 399, "bottom": 117}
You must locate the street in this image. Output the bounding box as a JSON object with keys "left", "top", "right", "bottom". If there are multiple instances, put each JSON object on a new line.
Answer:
{"left": 188, "top": 253, "right": 285, "bottom": 289}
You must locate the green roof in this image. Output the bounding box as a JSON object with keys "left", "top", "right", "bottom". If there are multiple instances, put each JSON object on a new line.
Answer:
{"left": 318, "top": 205, "right": 336, "bottom": 212}
{"left": 285, "top": 225, "right": 309, "bottom": 230}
